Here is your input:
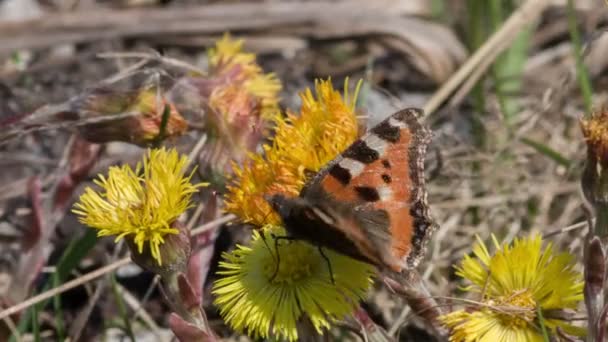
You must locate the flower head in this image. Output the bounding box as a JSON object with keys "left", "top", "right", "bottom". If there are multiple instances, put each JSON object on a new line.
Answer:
{"left": 168, "top": 34, "right": 282, "bottom": 177}
{"left": 581, "top": 107, "right": 608, "bottom": 167}
{"left": 207, "top": 33, "right": 281, "bottom": 125}
{"left": 215, "top": 79, "right": 371, "bottom": 340}
{"left": 73, "top": 148, "right": 206, "bottom": 266}
{"left": 440, "top": 235, "right": 583, "bottom": 342}
{"left": 212, "top": 226, "right": 374, "bottom": 341}
{"left": 224, "top": 79, "right": 360, "bottom": 226}
{"left": 581, "top": 107, "right": 608, "bottom": 211}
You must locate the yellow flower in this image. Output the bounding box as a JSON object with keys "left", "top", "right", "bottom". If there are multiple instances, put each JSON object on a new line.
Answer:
{"left": 212, "top": 226, "right": 374, "bottom": 341}
{"left": 581, "top": 107, "right": 608, "bottom": 167}
{"left": 194, "top": 34, "right": 282, "bottom": 176}
{"left": 73, "top": 148, "right": 206, "bottom": 265}
{"left": 208, "top": 33, "right": 257, "bottom": 72}
{"left": 216, "top": 79, "right": 371, "bottom": 340}
{"left": 440, "top": 235, "right": 584, "bottom": 342}
{"left": 580, "top": 107, "right": 608, "bottom": 212}
{"left": 208, "top": 33, "right": 281, "bottom": 121}
{"left": 224, "top": 79, "right": 361, "bottom": 226}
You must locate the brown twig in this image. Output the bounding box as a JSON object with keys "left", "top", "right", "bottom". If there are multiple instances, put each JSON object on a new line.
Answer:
{"left": 584, "top": 236, "right": 607, "bottom": 341}
{"left": 0, "top": 258, "right": 132, "bottom": 321}
{"left": 97, "top": 52, "right": 207, "bottom": 76}
{"left": 0, "top": 1, "right": 464, "bottom": 84}
{"left": 0, "top": 1, "right": 428, "bottom": 50}
{"left": 383, "top": 271, "right": 447, "bottom": 338}
{"left": 0, "top": 214, "right": 234, "bottom": 321}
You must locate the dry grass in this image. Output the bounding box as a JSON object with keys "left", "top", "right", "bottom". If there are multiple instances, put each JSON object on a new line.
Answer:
{"left": 1, "top": 0, "right": 607, "bottom": 341}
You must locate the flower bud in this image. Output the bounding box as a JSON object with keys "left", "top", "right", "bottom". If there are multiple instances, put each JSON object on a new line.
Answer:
{"left": 128, "top": 221, "right": 191, "bottom": 278}
{"left": 76, "top": 88, "right": 188, "bottom": 146}
{"left": 581, "top": 109, "right": 608, "bottom": 236}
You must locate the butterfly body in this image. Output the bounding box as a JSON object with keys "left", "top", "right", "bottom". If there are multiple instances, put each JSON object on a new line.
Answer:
{"left": 268, "top": 108, "right": 436, "bottom": 273}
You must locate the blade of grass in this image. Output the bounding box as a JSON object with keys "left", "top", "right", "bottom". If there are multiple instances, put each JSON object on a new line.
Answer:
{"left": 31, "top": 304, "right": 40, "bottom": 342}
{"left": 465, "top": 0, "right": 490, "bottom": 148}
{"left": 493, "top": 30, "right": 531, "bottom": 125}
{"left": 110, "top": 274, "right": 136, "bottom": 342}
{"left": 55, "top": 229, "right": 98, "bottom": 282}
{"left": 355, "top": 60, "right": 373, "bottom": 109}
{"left": 423, "top": 0, "right": 552, "bottom": 116}
{"left": 431, "top": 0, "right": 445, "bottom": 21}
{"left": 11, "top": 229, "right": 98, "bottom": 341}
{"left": 490, "top": 0, "right": 531, "bottom": 127}
{"left": 521, "top": 137, "right": 572, "bottom": 168}
{"left": 466, "top": 0, "right": 487, "bottom": 115}
{"left": 567, "top": 0, "right": 593, "bottom": 115}
{"left": 153, "top": 104, "right": 171, "bottom": 147}
{"left": 537, "top": 306, "right": 551, "bottom": 342}
{"left": 51, "top": 273, "right": 65, "bottom": 341}
{"left": 3, "top": 214, "right": 232, "bottom": 330}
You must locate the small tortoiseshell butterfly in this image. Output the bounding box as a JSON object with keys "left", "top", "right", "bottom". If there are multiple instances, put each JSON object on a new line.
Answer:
{"left": 268, "top": 108, "right": 436, "bottom": 273}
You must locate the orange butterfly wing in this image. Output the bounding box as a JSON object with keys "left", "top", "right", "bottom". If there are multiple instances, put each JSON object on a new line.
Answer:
{"left": 303, "top": 108, "right": 435, "bottom": 272}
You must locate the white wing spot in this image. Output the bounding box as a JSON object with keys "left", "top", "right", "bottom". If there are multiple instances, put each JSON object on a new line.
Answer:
{"left": 311, "top": 207, "right": 335, "bottom": 225}
{"left": 339, "top": 159, "right": 365, "bottom": 177}
{"left": 365, "top": 134, "right": 388, "bottom": 155}
{"left": 377, "top": 185, "right": 393, "bottom": 201}
{"left": 389, "top": 117, "right": 407, "bottom": 128}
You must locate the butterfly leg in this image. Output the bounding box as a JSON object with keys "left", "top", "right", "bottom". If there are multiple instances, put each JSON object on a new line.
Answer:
{"left": 270, "top": 234, "right": 297, "bottom": 281}
{"left": 317, "top": 246, "right": 335, "bottom": 284}
{"left": 260, "top": 232, "right": 275, "bottom": 258}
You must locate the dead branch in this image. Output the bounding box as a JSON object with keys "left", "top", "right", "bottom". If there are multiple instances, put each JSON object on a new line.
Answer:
{"left": 0, "top": 0, "right": 465, "bottom": 84}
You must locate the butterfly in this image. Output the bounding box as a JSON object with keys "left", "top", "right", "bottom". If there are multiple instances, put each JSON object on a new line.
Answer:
{"left": 268, "top": 108, "right": 436, "bottom": 273}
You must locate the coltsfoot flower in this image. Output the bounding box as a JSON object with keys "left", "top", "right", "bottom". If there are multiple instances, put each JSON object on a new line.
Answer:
{"left": 208, "top": 34, "right": 281, "bottom": 118}
{"left": 581, "top": 107, "right": 608, "bottom": 167}
{"left": 581, "top": 107, "right": 608, "bottom": 212}
{"left": 224, "top": 79, "right": 360, "bottom": 226}
{"left": 216, "top": 79, "right": 369, "bottom": 341}
{"left": 440, "top": 234, "right": 583, "bottom": 342}
{"left": 212, "top": 226, "right": 374, "bottom": 341}
{"left": 73, "top": 148, "right": 206, "bottom": 266}
{"left": 169, "top": 34, "right": 282, "bottom": 177}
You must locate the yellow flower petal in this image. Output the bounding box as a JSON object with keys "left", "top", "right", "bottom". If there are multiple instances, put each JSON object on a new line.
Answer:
{"left": 442, "top": 234, "right": 583, "bottom": 342}
{"left": 73, "top": 147, "right": 206, "bottom": 265}
{"left": 218, "top": 79, "right": 368, "bottom": 341}
{"left": 213, "top": 226, "right": 374, "bottom": 341}
{"left": 208, "top": 33, "right": 281, "bottom": 122}
{"left": 224, "top": 78, "right": 360, "bottom": 226}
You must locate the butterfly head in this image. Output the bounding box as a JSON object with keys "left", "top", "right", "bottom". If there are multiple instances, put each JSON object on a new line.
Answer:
{"left": 265, "top": 194, "right": 309, "bottom": 236}
{"left": 266, "top": 193, "right": 311, "bottom": 217}
{"left": 265, "top": 193, "right": 291, "bottom": 219}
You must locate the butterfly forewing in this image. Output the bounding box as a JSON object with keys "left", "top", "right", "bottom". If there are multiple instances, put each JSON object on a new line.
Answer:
{"left": 301, "top": 108, "right": 435, "bottom": 272}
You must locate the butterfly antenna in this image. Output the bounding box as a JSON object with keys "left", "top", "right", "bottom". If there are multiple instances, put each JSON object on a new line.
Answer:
{"left": 258, "top": 204, "right": 278, "bottom": 251}
{"left": 260, "top": 203, "right": 274, "bottom": 225}
{"left": 317, "top": 246, "right": 335, "bottom": 285}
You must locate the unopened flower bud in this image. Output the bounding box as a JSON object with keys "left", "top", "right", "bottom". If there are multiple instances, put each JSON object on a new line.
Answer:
{"left": 581, "top": 109, "right": 608, "bottom": 237}
{"left": 128, "top": 221, "right": 192, "bottom": 278}
{"left": 76, "top": 88, "right": 188, "bottom": 146}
